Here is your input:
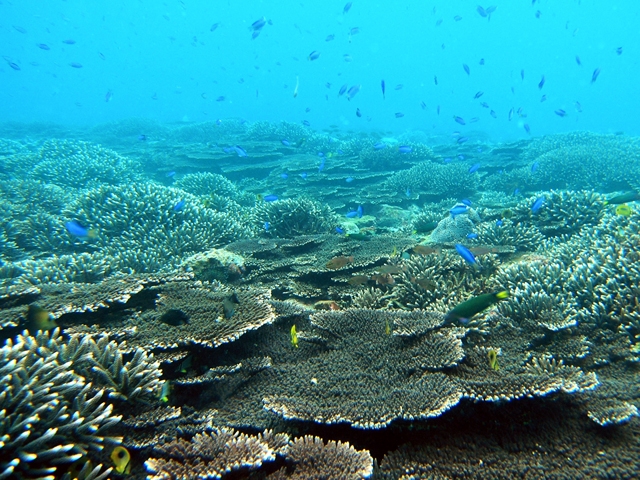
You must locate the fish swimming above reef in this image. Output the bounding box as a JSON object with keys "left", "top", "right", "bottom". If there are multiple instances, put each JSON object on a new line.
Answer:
{"left": 347, "top": 275, "right": 369, "bottom": 285}
{"left": 159, "top": 309, "right": 189, "bottom": 326}
{"left": 326, "top": 255, "right": 354, "bottom": 270}
{"left": 604, "top": 192, "right": 640, "bottom": 205}
{"left": 616, "top": 204, "right": 632, "bottom": 216}
{"left": 411, "top": 245, "right": 440, "bottom": 255}
{"left": 25, "top": 305, "right": 57, "bottom": 332}
{"left": 222, "top": 292, "right": 240, "bottom": 319}
{"left": 445, "top": 290, "right": 509, "bottom": 324}
{"left": 65, "top": 220, "right": 97, "bottom": 239}
{"left": 111, "top": 446, "right": 131, "bottom": 474}
{"left": 290, "top": 324, "right": 299, "bottom": 348}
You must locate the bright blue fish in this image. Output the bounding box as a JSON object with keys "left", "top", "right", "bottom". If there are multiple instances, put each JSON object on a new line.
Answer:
{"left": 532, "top": 197, "right": 545, "bottom": 213}
{"left": 65, "top": 220, "right": 92, "bottom": 237}
{"left": 468, "top": 163, "right": 481, "bottom": 173}
{"left": 346, "top": 177, "right": 354, "bottom": 183}
{"left": 466, "top": 233, "right": 478, "bottom": 239}
{"left": 281, "top": 139, "right": 291, "bottom": 146}
{"left": 398, "top": 145, "right": 412, "bottom": 153}
{"left": 461, "top": 199, "right": 472, "bottom": 206}
{"left": 264, "top": 194, "right": 278, "bottom": 202}
{"left": 346, "top": 211, "right": 359, "bottom": 218}
{"left": 336, "top": 226, "right": 345, "bottom": 234}
{"left": 357, "top": 205, "right": 364, "bottom": 218}
{"left": 264, "top": 222, "right": 270, "bottom": 232}
{"left": 173, "top": 200, "right": 186, "bottom": 212}
{"left": 374, "top": 142, "right": 386, "bottom": 150}
{"left": 280, "top": 173, "right": 288, "bottom": 179}
{"left": 233, "top": 145, "right": 247, "bottom": 157}
{"left": 455, "top": 244, "right": 476, "bottom": 264}
{"left": 450, "top": 205, "right": 469, "bottom": 217}
{"left": 496, "top": 219, "right": 503, "bottom": 226}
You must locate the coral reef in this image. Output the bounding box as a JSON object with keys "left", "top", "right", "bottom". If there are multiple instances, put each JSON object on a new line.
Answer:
{"left": 253, "top": 197, "right": 337, "bottom": 238}
{"left": 0, "top": 329, "right": 122, "bottom": 479}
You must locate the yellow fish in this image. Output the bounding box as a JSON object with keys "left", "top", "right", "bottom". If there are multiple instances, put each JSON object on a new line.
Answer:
{"left": 290, "top": 325, "right": 299, "bottom": 348}
{"left": 487, "top": 349, "right": 500, "bottom": 371}
{"left": 110, "top": 446, "right": 131, "bottom": 474}
{"left": 385, "top": 318, "right": 391, "bottom": 335}
{"left": 26, "top": 305, "right": 57, "bottom": 332}
{"left": 615, "top": 204, "right": 632, "bottom": 216}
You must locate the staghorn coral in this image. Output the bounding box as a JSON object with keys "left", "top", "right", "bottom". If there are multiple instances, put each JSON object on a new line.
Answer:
{"left": 253, "top": 197, "right": 336, "bottom": 238}
{"left": 5, "top": 252, "right": 115, "bottom": 286}
{"left": 30, "top": 139, "right": 143, "bottom": 188}
{"left": 174, "top": 172, "right": 244, "bottom": 200}
{"left": 477, "top": 218, "right": 544, "bottom": 251}
{"left": 519, "top": 132, "right": 640, "bottom": 191}
{"left": 0, "top": 329, "right": 122, "bottom": 479}
{"left": 384, "top": 161, "right": 478, "bottom": 199}
{"left": 64, "top": 182, "right": 252, "bottom": 273}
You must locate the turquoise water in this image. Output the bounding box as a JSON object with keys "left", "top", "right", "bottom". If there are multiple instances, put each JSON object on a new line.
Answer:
{"left": 1, "top": 2, "right": 640, "bottom": 479}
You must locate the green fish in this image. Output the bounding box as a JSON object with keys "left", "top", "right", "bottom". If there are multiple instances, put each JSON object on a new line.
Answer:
{"left": 487, "top": 349, "right": 500, "bottom": 371}
{"left": 222, "top": 292, "right": 240, "bottom": 319}
{"left": 26, "top": 305, "right": 57, "bottom": 332}
{"left": 604, "top": 192, "right": 640, "bottom": 205}
{"left": 445, "top": 291, "right": 509, "bottom": 324}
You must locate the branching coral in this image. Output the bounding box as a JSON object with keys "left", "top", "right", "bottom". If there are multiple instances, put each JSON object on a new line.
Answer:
{"left": 0, "top": 329, "right": 122, "bottom": 479}
{"left": 253, "top": 197, "right": 337, "bottom": 238}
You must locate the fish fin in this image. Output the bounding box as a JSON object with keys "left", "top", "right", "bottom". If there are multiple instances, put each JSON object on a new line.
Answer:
{"left": 496, "top": 291, "right": 509, "bottom": 300}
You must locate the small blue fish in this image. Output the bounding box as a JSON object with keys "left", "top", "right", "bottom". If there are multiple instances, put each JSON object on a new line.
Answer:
{"left": 473, "top": 91, "right": 484, "bottom": 99}
{"left": 455, "top": 244, "right": 476, "bottom": 265}
{"left": 173, "top": 200, "right": 186, "bottom": 212}
{"left": 496, "top": 219, "right": 503, "bottom": 226}
{"left": 454, "top": 116, "right": 466, "bottom": 125}
{"left": 336, "top": 226, "right": 345, "bottom": 234}
{"left": 591, "top": 68, "right": 601, "bottom": 84}
{"left": 420, "top": 101, "right": 427, "bottom": 110}
{"left": 350, "top": 27, "right": 360, "bottom": 35}
{"left": 514, "top": 188, "right": 521, "bottom": 196}
{"left": 337, "top": 149, "right": 344, "bottom": 155}
{"left": 461, "top": 199, "right": 472, "bottom": 206}
{"left": 575, "top": 55, "right": 581, "bottom": 66}
{"left": 395, "top": 112, "right": 404, "bottom": 118}
{"left": 233, "top": 145, "right": 247, "bottom": 157}
{"left": 165, "top": 171, "right": 176, "bottom": 178}
{"left": 531, "top": 162, "right": 539, "bottom": 173}
{"left": 300, "top": 172, "right": 307, "bottom": 179}
{"left": 338, "top": 84, "right": 348, "bottom": 96}
{"left": 346, "top": 177, "right": 354, "bottom": 183}
{"left": 263, "top": 194, "right": 278, "bottom": 202}
{"left": 434, "top": 75, "right": 438, "bottom": 85}
{"left": 63, "top": 39, "right": 76, "bottom": 45}
{"left": 466, "top": 233, "right": 478, "bottom": 239}
{"left": 264, "top": 221, "right": 270, "bottom": 232}
{"left": 538, "top": 75, "right": 545, "bottom": 89}
{"left": 468, "top": 163, "right": 481, "bottom": 174}
{"left": 540, "top": 95, "right": 547, "bottom": 102}
{"left": 356, "top": 108, "right": 362, "bottom": 117}
{"left": 479, "top": 58, "right": 485, "bottom": 65}
{"left": 398, "top": 145, "right": 412, "bottom": 154}
{"left": 280, "top": 173, "right": 288, "bottom": 179}
{"left": 381, "top": 79, "right": 386, "bottom": 99}
{"left": 374, "top": 142, "right": 386, "bottom": 150}
{"left": 394, "top": 84, "right": 403, "bottom": 90}
{"left": 251, "top": 17, "right": 266, "bottom": 31}
{"left": 302, "top": 120, "right": 311, "bottom": 127}
{"left": 405, "top": 188, "right": 411, "bottom": 198}
{"left": 281, "top": 139, "right": 290, "bottom": 146}
{"left": 308, "top": 51, "right": 320, "bottom": 61}
{"left": 65, "top": 220, "right": 93, "bottom": 238}
{"left": 490, "top": 110, "right": 497, "bottom": 118}
{"left": 555, "top": 109, "right": 567, "bottom": 117}
{"left": 326, "top": 34, "right": 335, "bottom": 41}
{"left": 532, "top": 197, "right": 545, "bottom": 213}
{"left": 457, "top": 136, "right": 469, "bottom": 144}
{"left": 357, "top": 205, "right": 364, "bottom": 218}
{"left": 343, "top": 2, "right": 352, "bottom": 13}
{"left": 616, "top": 47, "right": 623, "bottom": 55}
{"left": 37, "top": 43, "right": 50, "bottom": 50}
{"left": 346, "top": 211, "right": 358, "bottom": 218}
{"left": 216, "top": 96, "right": 225, "bottom": 102}
{"left": 458, "top": 154, "right": 465, "bottom": 160}
{"left": 444, "top": 157, "right": 452, "bottom": 163}
{"left": 138, "top": 134, "right": 147, "bottom": 141}
{"left": 450, "top": 205, "right": 469, "bottom": 217}
{"left": 463, "top": 64, "right": 470, "bottom": 75}
{"left": 69, "top": 62, "right": 83, "bottom": 68}
{"left": 347, "top": 84, "right": 361, "bottom": 100}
